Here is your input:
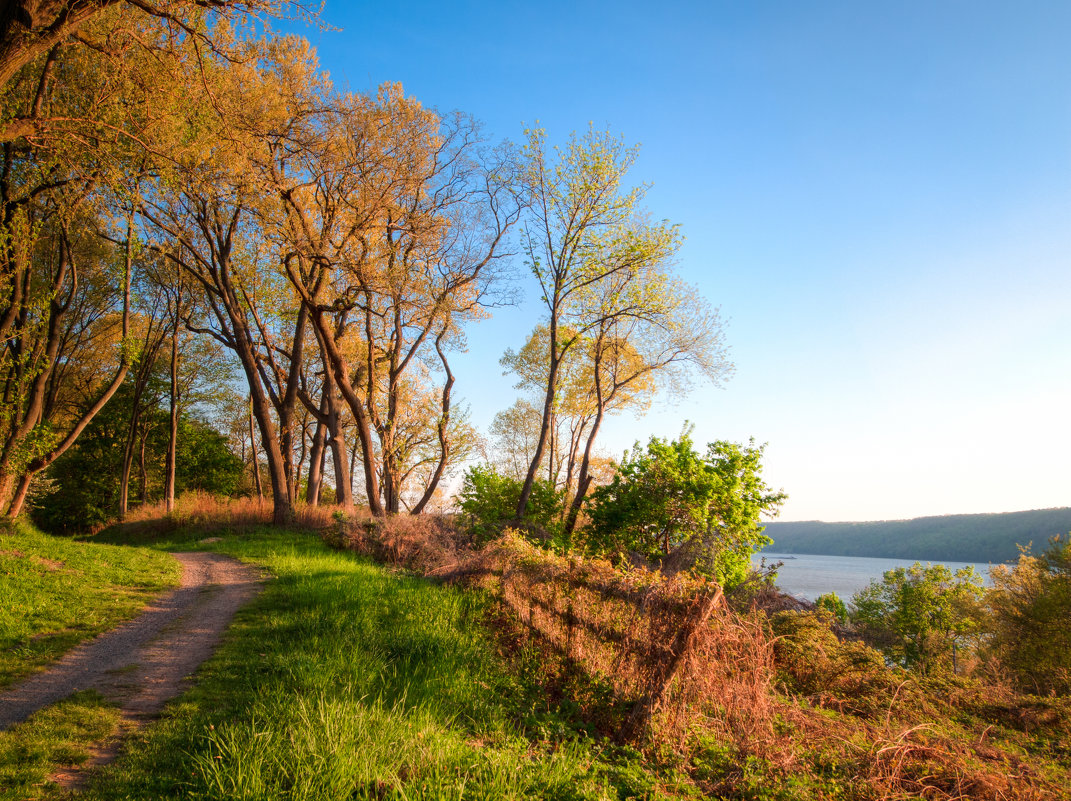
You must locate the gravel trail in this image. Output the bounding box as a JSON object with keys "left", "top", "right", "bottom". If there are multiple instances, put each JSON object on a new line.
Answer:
{"left": 0, "top": 551, "right": 263, "bottom": 731}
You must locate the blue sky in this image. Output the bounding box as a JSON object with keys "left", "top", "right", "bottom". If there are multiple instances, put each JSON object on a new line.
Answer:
{"left": 289, "top": 1, "right": 1071, "bottom": 522}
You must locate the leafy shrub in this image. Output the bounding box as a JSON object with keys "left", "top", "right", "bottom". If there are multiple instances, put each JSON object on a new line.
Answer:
{"left": 986, "top": 535, "right": 1071, "bottom": 695}
{"left": 584, "top": 429, "right": 785, "bottom": 588}
{"left": 850, "top": 562, "right": 985, "bottom": 674}
{"left": 770, "top": 610, "right": 910, "bottom": 719}
{"left": 455, "top": 464, "right": 563, "bottom": 546}
{"left": 814, "top": 592, "right": 847, "bottom": 623}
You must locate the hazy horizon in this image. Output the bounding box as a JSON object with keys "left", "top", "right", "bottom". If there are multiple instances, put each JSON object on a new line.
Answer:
{"left": 768, "top": 505, "right": 1071, "bottom": 525}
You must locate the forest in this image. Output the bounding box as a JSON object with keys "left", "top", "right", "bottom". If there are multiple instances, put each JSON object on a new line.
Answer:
{"left": 0, "top": 0, "right": 741, "bottom": 549}
{"left": 1, "top": 3, "right": 1069, "bottom": 800}
{"left": 763, "top": 507, "right": 1071, "bottom": 563}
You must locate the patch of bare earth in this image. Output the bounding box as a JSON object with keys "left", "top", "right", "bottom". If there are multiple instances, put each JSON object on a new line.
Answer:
{"left": 30, "top": 555, "right": 66, "bottom": 571}
{"left": 0, "top": 551, "right": 263, "bottom": 789}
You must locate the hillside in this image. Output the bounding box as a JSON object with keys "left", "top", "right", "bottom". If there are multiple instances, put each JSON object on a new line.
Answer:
{"left": 762, "top": 507, "right": 1071, "bottom": 563}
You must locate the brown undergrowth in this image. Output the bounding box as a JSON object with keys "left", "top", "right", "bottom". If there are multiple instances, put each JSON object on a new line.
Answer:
{"left": 325, "top": 514, "right": 779, "bottom": 754}
{"left": 325, "top": 511, "right": 1071, "bottom": 800}
{"left": 770, "top": 611, "right": 1070, "bottom": 800}
{"left": 111, "top": 492, "right": 360, "bottom": 539}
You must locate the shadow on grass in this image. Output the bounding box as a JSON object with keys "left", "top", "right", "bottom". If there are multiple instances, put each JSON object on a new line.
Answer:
{"left": 76, "top": 526, "right": 683, "bottom": 800}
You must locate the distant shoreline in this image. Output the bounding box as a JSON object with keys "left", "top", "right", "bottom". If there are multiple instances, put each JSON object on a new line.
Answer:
{"left": 761, "top": 507, "right": 1071, "bottom": 564}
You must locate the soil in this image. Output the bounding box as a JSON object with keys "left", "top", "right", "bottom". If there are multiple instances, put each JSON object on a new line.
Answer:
{"left": 0, "top": 551, "right": 264, "bottom": 787}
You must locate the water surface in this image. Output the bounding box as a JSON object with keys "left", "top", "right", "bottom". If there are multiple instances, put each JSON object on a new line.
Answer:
{"left": 753, "top": 552, "right": 997, "bottom": 602}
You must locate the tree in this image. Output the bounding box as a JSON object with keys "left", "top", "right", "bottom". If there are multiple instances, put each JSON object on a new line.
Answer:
{"left": 584, "top": 428, "right": 785, "bottom": 587}
{"left": 0, "top": 0, "right": 288, "bottom": 142}
{"left": 499, "top": 324, "right": 621, "bottom": 496}
{"left": 985, "top": 535, "right": 1071, "bottom": 694}
{"left": 850, "top": 562, "right": 985, "bottom": 674}
{"left": 0, "top": 191, "right": 135, "bottom": 517}
{"left": 268, "top": 83, "right": 521, "bottom": 515}
{"left": 136, "top": 33, "right": 321, "bottom": 524}
{"left": 0, "top": 0, "right": 292, "bottom": 518}
{"left": 487, "top": 398, "right": 548, "bottom": 481}
{"left": 513, "top": 126, "right": 731, "bottom": 524}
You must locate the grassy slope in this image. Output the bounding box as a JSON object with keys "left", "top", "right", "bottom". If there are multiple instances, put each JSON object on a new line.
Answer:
{"left": 6, "top": 522, "right": 1065, "bottom": 800}
{"left": 763, "top": 507, "right": 1071, "bottom": 563}
{"left": 59, "top": 525, "right": 695, "bottom": 801}
{"left": 0, "top": 521, "right": 180, "bottom": 689}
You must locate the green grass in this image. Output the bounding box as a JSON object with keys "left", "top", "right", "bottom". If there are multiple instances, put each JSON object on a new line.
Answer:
{"left": 0, "top": 520, "right": 180, "bottom": 689}
{"left": 72, "top": 525, "right": 696, "bottom": 800}
{"left": 0, "top": 691, "right": 121, "bottom": 801}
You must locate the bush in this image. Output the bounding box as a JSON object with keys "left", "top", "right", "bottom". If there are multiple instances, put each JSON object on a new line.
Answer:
{"left": 584, "top": 429, "right": 785, "bottom": 588}
{"left": 770, "top": 611, "right": 911, "bottom": 719}
{"left": 455, "top": 465, "right": 563, "bottom": 546}
{"left": 814, "top": 592, "right": 848, "bottom": 624}
{"left": 850, "top": 562, "right": 985, "bottom": 674}
{"left": 986, "top": 535, "right": 1071, "bottom": 695}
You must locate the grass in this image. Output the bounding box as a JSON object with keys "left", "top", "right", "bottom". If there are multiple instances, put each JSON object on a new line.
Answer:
{"left": 0, "top": 519, "right": 180, "bottom": 689}
{"left": 69, "top": 525, "right": 697, "bottom": 800}
{"left": 7, "top": 513, "right": 1067, "bottom": 799}
{"left": 0, "top": 691, "right": 121, "bottom": 801}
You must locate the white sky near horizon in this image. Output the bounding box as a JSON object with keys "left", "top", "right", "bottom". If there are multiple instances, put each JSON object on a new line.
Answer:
{"left": 287, "top": 0, "right": 1071, "bottom": 522}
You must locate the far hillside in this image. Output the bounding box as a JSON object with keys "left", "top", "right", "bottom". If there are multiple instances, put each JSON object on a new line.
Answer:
{"left": 762, "top": 507, "right": 1071, "bottom": 563}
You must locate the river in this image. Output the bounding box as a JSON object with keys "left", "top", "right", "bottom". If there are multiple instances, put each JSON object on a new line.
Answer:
{"left": 753, "top": 552, "right": 998, "bottom": 602}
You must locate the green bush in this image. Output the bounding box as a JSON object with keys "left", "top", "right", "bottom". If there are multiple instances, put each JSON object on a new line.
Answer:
{"left": 584, "top": 428, "right": 785, "bottom": 588}
{"left": 986, "top": 535, "right": 1071, "bottom": 695}
{"left": 455, "top": 465, "right": 563, "bottom": 546}
{"left": 850, "top": 562, "right": 985, "bottom": 674}
{"left": 815, "top": 592, "right": 848, "bottom": 624}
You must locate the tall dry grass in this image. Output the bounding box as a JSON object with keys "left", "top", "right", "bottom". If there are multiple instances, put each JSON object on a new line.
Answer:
{"left": 112, "top": 492, "right": 366, "bottom": 539}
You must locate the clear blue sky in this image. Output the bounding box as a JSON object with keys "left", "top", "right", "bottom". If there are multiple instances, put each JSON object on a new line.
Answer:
{"left": 289, "top": 1, "right": 1071, "bottom": 522}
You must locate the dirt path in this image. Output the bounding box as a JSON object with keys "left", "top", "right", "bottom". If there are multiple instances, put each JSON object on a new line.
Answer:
{"left": 0, "top": 550, "right": 263, "bottom": 781}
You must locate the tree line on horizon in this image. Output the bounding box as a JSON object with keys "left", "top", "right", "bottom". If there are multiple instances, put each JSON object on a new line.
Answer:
{"left": 764, "top": 507, "right": 1071, "bottom": 563}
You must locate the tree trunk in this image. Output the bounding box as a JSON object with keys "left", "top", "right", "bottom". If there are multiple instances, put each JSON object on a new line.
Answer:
{"left": 248, "top": 397, "right": 263, "bottom": 500}
{"left": 516, "top": 316, "right": 561, "bottom": 519}
{"left": 348, "top": 437, "right": 358, "bottom": 505}
{"left": 138, "top": 432, "right": 148, "bottom": 503}
{"left": 411, "top": 331, "right": 455, "bottom": 514}
{"left": 325, "top": 385, "right": 351, "bottom": 507}
{"left": 562, "top": 409, "right": 606, "bottom": 544}
{"left": 164, "top": 317, "right": 179, "bottom": 512}
{"left": 8, "top": 473, "right": 32, "bottom": 519}
{"left": 307, "top": 305, "right": 383, "bottom": 515}
{"left": 118, "top": 407, "right": 138, "bottom": 518}
{"left": 305, "top": 417, "right": 325, "bottom": 505}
